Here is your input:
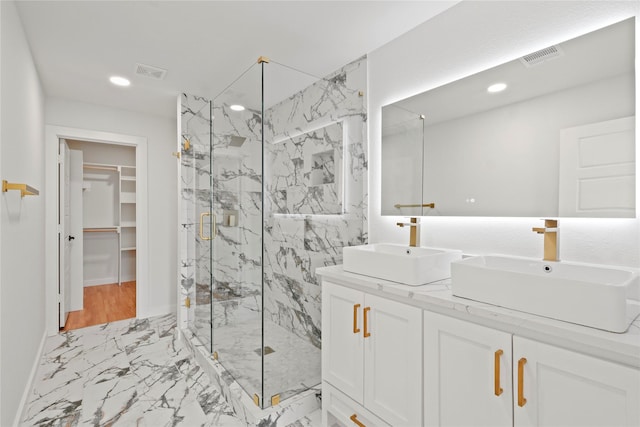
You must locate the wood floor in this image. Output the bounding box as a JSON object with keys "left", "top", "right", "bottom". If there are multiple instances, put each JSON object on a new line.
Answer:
{"left": 62, "top": 281, "right": 136, "bottom": 331}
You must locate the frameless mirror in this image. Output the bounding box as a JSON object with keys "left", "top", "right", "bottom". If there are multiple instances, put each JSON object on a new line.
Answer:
{"left": 382, "top": 18, "right": 635, "bottom": 218}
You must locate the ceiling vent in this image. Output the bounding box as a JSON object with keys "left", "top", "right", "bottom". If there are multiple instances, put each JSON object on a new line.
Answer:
{"left": 134, "top": 63, "right": 167, "bottom": 80}
{"left": 519, "top": 45, "right": 564, "bottom": 67}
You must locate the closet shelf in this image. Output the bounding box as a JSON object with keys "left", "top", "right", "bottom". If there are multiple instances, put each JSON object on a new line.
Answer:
{"left": 121, "top": 176, "right": 136, "bottom": 181}
{"left": 83, "top": 163, "right": 119, "bottom": 172}
{"left": 84, "top": 226, "right": 119, "bottom": 233}
{"left": 120, "top": 222, "right": 136, "bottom": 228}
{"left": 121, "top": 247, "right": 136, "bottom": 251}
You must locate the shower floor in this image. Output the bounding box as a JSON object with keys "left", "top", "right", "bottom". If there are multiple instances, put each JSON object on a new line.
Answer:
{"left": 192, "top": 303, "right": 321, "bottom": 407}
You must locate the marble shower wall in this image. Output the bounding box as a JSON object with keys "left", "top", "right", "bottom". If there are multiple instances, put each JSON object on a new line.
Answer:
{"left": 263, "top": 56, "right": 368, "bottom": 348}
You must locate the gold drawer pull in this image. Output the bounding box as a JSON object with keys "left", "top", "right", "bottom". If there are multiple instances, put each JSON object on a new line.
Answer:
{"left": 363, "top": 307, "right": 371, "bottom": 338}
{"left": 350, "top": 414, "right": 366, "bottom": 427}
{"left": 353, "top": 304, "right": 361, "bottom": 334}
{"left": 494, "top": 349, "right": 504, "bottom": 396}
{"left": 518, "top": 357, "right": 527, "bottom": 407}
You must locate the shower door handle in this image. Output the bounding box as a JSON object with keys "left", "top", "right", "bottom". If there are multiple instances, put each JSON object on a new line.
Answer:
{"left": 199, "top": 212, "right": 212, "bottom": 241}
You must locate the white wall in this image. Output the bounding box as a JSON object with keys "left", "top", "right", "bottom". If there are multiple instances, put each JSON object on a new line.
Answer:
{"left": 368, "top": 1, "right": 640, "bottom": 268}
{"left": 46, "top": 98, "right": 178, "bottom": 316}
{"left": 0, "top": 1, "right": 46, "bottom": 425}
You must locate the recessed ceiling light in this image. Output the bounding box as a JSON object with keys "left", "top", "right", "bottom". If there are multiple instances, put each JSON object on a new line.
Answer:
{"left": 109, "top": 76, "right": 131, "bottom": 87}
{"left": 487, "top": 83, "right": 507, "bottom": 93}
{"left": 230, "top": 104, "right": 245, "bottom": 111}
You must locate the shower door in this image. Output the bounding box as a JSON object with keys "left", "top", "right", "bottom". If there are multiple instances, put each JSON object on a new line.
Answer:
{"left": 188, "top": 99, "right": 214, "bottom": 352}
{"left": 211, "top": 63, "right": 265, "bottom": 404}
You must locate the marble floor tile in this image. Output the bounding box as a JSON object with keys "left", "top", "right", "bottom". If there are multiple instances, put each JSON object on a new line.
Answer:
{"left": 21, "top": 314, "right": 321, "bottom": 427}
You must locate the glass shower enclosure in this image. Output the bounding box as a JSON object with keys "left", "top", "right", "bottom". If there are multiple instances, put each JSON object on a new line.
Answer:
{"left": 187, "top": 58, "right": 328, "bottom": 409}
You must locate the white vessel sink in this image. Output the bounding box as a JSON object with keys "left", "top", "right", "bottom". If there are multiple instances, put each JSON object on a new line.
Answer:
{"left": 343, "top": 243, "right": 462, "bottom": 286}
{"left": 451, "top": 255, "right": 640, "bottom": 332}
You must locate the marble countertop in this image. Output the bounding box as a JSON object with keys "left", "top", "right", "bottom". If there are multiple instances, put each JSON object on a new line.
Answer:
{"left": 317, "top": 265, "right": 640, "bottom": 369}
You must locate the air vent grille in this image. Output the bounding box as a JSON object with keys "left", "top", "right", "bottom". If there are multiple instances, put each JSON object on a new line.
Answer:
{"left": 520, "top": 45, "right": 564, "bottom": 67}
{"left": 135, "top": 63, "right": 167, "bottom": 80}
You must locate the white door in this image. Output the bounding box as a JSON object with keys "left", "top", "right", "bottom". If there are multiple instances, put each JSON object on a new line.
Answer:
{"left": 423, "top": 311, "right": 512, "bottom": 427}
{"left": 363, "top": 293, "right": 422, "bottom": 427}
{"left": 559, "top": 116, "right": 635, "bottom": 217}
{"left": 58, "top": 140, "right": 71, "bottom": 328}
{"left": 514, "top": 336, "right": 640, "bottom": 427}
{"left": 322, "top": 281, "right": 364, "bottom": 404}
{"left": 69, "top": 149, "right": 83, "bottom": 311}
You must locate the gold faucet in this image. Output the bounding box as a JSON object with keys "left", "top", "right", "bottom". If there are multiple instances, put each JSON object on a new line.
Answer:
{"left": 532, "top": 219, "right": 559, "bottom": 261}
{"left": 396, "top": 217, "right": 420, "bottom": 247}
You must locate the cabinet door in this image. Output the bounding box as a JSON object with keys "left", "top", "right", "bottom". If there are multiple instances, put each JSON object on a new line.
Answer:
{"left": 322, "top": 281, "right": 365, "bottom": 403}
{"left": 514, "top": 336, "right": 640, "bottom": 427}
{"left": 423, "top": 311, "right": 512, "bottom": 427}
{"left": 363, "top": 294, "right": 422, "bottom": 427}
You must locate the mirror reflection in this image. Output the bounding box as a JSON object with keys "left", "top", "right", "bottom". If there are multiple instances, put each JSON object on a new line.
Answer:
{"left": 382, "top": 18, "right": 635, "bottom": 218}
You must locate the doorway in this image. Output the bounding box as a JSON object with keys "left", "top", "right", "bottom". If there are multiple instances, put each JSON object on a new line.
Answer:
{"left": 45, "top": 126, "right": 149, "bottom": 337}
{"left": 59, "top": 139, "right": 138, "bottom": 330}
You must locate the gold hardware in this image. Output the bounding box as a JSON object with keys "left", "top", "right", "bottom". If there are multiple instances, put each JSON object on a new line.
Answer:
{"left": 350, "top": 414, "right": 366, "bottom": 427}
{"left": 396, "top": 217, "right": 420, "bottom": 247}
{"left": 494, "top": 349, "right": 503, "bottom": 396}
{"left": 363, "top": 307, "right": 371, "bottom": 338}
{"left": 213, "top": 351, "right": 218, "bottom": 360}
{"left": 271, "top": 394, "right": 280, "bottom": 406}
{"left": 2, "top": 180, "right": 39, "bottom": 197}
{"left": 358, "top": 91, "right": 364, "bottom": 97}
{"left": 172, "top": 151, "right": 181, "bottom": 159}
{"left": 532, "top": 219, "right": 559, "bottom": 261}
{"left": 518, "top": 357, "right": 527, "bottom": 407}
{"left": 257, "top": 56, "right": 270, "bottom": 64}
{"left": 253, "top": 394, "right": 260, "bottom": 406}
{"left": 184, "top": 139, "right": 191, "bottom": 151}
{"left": 199, "top": 212, "right": 212, "bottom": 241}
{"left": 184, "top": 296, "right": 191, "bottom": 308}
{"left": 394, "top": 203, "right": 435, "bottom": 209}
{"left": 353, "top": 304, "right": 361, "bottom": 334}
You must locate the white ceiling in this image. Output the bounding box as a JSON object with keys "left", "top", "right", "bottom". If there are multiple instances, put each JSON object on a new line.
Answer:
{"left": 15, "top": 0, "right": 459, "bottom": 119}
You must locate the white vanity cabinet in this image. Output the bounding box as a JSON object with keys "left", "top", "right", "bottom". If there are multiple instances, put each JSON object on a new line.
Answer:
{"left": 424, "top": 311, "right": 640, "bottom": 427}
{"left": 513, "top": 336, "right": 640, "bottom": 427}
{"left": 322, "top": 280, "right": 423, "bottom": 427}
{"left": 423, "top": 311, "right": 513, "bottom": 426}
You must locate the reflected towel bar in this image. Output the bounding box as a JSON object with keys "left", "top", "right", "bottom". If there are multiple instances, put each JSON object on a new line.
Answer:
{"left": 394, "top": 203, "right": 435, "bottom": 209}
{"left": 2, "top": 180, "right": 39, "bottom": 197}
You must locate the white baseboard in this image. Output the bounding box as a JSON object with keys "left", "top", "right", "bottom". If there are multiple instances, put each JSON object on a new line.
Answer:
{"left": 13, "top": 330, "right": 47, "bottom": 427}
{"left": 138, "top": 304, "right": 176, "bottom": 320}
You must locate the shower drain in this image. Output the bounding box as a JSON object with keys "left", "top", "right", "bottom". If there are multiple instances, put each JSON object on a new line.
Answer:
{"left": 255, "top": 346, "right": 275, "bottom": 356}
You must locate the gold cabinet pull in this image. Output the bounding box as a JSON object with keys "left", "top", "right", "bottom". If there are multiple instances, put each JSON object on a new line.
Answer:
{"left": 494, "top": 349, "right": 504, "bottom": 396}
{"left": 350, "top": 414, "right": 366, "bottom": 427}
{"left": 363, "top": 307, "right": 371, "bottom": 338}
{"left": 518, "top": 357, "right": 527, "bottom": 407}
{"left": 353, "top": 304, "right": 361, "bottom": 334}
{"left": 199, "top": 212, "right": 211, "bottom": 241}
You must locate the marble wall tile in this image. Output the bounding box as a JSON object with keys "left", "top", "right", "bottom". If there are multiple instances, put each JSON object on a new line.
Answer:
{"left": 262, "top": 56, "right": 368, "bottom": 349}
